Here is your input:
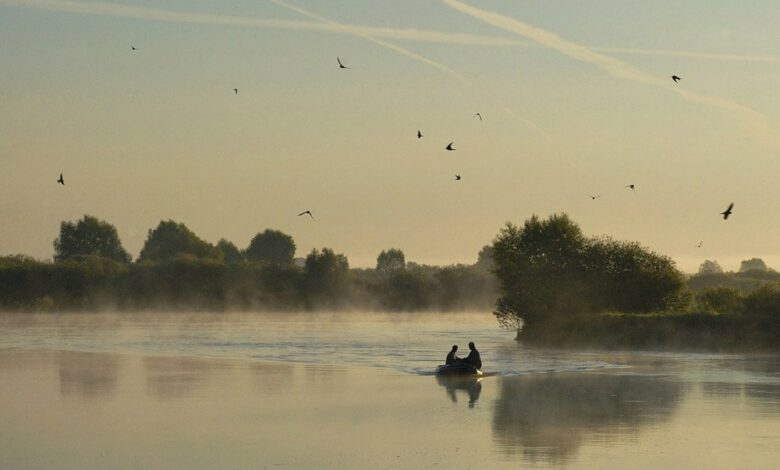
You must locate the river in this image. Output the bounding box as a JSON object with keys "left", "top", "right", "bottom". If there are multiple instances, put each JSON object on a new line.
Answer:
{"left": 1, "top": 312, "right": 778, "bottom": 469}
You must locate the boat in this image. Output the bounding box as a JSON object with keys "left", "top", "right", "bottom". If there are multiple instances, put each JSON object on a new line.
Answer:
{"left": 435, "top": 362, "right": 483, "bottom": 377}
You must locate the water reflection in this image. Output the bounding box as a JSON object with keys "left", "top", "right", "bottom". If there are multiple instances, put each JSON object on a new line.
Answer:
{"left": 58, "top": 351, "right": 122, "bottom": 400}
{"left": 143, "top": 356, "right": 222, "bottom": 400}
{"left": 250, "top": 361, "right": 295, "bottom": 393}
{"left": 492, "top": 373, "right": 684, "bottom": 463}
{"left": 436, "top": 375, "right": 482, "bottom": 408}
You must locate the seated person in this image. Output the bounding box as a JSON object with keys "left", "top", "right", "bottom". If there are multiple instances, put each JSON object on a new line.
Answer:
{"left": 463, "top": 342, "right": 481, "bottom": 369}
{"left": 445, "top": 345, "right": 460, "bottom": 365}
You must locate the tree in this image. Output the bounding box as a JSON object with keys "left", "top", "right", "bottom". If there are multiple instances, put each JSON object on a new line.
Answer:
{"left": 217, "top": 239, "right": 244, "bottom": 264}
{"left": 698, "top": 260, "right": 723, "bottom": 275}
{"left": 492, "top": 214, "right": 686, "bottom": 329}
{"left": 476, "top": 245, "right": 494, "bottom": 269}
{"left": 740, "top": 258, "right": 768, "bottom": 273}
{"left": 303, "top": 248, "right": 350, "bottom": 307}
{"left": 492, "top": 214, "right": 589, "bottom": 328}
{"left": 244, "top": 229, "right": 295, "bottom": 265}
{"left": 54, "top": 215, "right": 131, "bottom": 263}
{"left": 138, "top": 220, "right": 220, "bottom": 262}
{"left": 376, "top": 248, "right": 405, "bottom": 272}
{"left": 584, "top": 237, "right": 686, "bottom": 313}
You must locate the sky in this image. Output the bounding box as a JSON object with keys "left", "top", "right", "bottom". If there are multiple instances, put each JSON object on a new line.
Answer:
{"left": 2, "top": 0, "right": 780, "bottom": 272}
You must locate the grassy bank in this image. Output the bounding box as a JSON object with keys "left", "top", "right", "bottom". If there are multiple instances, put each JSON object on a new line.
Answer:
{"left": 517, "top": 311, "right": 780, "bottom": 352}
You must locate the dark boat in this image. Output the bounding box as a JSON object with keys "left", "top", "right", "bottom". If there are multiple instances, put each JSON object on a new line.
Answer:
{"left": 435, "top": 362, "right": 482, "bottom": 377}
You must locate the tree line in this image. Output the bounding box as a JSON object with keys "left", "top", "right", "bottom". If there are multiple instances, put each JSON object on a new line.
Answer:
{"left": 0, "top": 215, "right": 495, "bottom": 312}
{"left": 490, "top": 213, "right": 780, "bottom": 350}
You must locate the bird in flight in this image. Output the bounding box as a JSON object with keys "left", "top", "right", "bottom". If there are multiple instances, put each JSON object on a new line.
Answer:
{"left": 473, "top": 113, "right": 482, "bottom": 121}
{"left": 626, "top": 184, "right": 635, "bottom": 192}
{"left": 337, "top": 57, "right": 349, "bottom": 69}
{"left": 131, "top": 45, "right": 137, "bottom": 51}
{"left": 721, "top": 202, "right": 734, "bottom": 220}
{"left": 589, "top": 194, "right": 601, "bottom": 200}
{"left": 446, "top": 142, "right": 456, "bottom": 151}
{"left": 57, "top": 173, "right": 64, "bottom": 185}
{"left": 455, "top": 174, "right": 461, "bottom": 181}
{"left": 233, "top": 88, "right": 238, "bottom": 95}
{"left": 697, "top": 241, "right": 703, "bottom": 248}
{"left": 417, "top": 130, "right": 423, "bottom": 139}
{"left": 671, "top": 75, "right": 681, "bottom": 83}
{"left": 298, "top": 210, "right": 314, "bottom": 219}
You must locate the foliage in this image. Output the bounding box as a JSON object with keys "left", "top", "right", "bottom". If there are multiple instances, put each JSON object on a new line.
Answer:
{"left": 54, "top": 215, "right": 131, "bottom": 263}
{"left": 244, "top": 229, "right": 296, "bottom": 265}
{"left": 138, "top": 220, "right": 221, "bottom": 262}
{"left": 303, "top": 248, "right": 350, "bottom": 308}
{"left": 492, "top": 214, "right": 686, "bottom": 328}
{"left": 698, "top": 260, "right": 723, "bottom": 275}
{"left": 217, "top": 239, "right": 244, "bottom": 264}
{"left": 743, "top": 285, "right": 780, "bottom": 316}
{"left": 740, "top": 258, "right": 768, "bottom": 273}
{"left": 694, "top": 287, "right": 743, "bottom": 314}
{"left": 376, "top": 248, "right": 406, "bottom": 272}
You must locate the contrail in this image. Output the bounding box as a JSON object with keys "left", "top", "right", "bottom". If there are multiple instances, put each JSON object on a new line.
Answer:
{"left": 2, "top": 0, "right": 779, "bottom": 65}
{"left": 265, "top": 0, "right": 472, "bottom": 85}
{"left": 264, "top": 0, "right": 548, "bottom": 138}
{"left": 0, "top": 0, "right": 525, "bottom": 47}
{"left": 440, "top": 0, "right": 775, "bottom": 146}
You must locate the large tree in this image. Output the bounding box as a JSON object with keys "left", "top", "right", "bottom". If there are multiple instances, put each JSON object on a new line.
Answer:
{"left": 492, "top": 214, "right": 685, "bottom": 329}
{"left": 244, "top": 229, "right": 296, "bottom": 265}
{"left": 376, "top": 248, "right": 406, "bottom": 272}
{"left": 54, "top": 215, "right": 131, "bottom": 263}
{"left": 138, "top": 220, "right": 220, "bottom": 262}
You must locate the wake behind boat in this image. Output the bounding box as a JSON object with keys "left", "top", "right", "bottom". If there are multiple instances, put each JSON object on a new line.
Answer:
{"left": 435, "top": 362, "right": 483, "bottom": 377}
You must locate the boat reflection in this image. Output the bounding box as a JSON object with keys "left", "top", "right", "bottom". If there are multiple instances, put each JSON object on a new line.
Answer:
{"left": 436, "top": 375, "right": 482, "bottom": 408}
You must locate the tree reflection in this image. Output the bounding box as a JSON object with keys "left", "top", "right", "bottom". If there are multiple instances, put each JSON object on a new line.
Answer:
{"left": 58, "top": 351, "right": 122, "bottom": 400}
{"left": 436, "top": 375, "right": 482, "bottom": 408}
{"left": 144, "top": 356, "right": 222, "bottom": 400}
{"left": 492, "top": 373, "right": 684, "bottom": 463}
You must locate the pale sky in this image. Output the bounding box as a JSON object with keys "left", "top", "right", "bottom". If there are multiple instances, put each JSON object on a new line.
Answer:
{"left": 2, "top": 0, "right": 780, "bottom": 272}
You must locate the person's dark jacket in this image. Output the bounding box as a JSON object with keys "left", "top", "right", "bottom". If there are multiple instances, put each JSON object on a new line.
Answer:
{"left": 464, "top": 349, "right": 481, "bottom": 369}
{"left": 445, "top": 350, "right": 459, "bottom": 365}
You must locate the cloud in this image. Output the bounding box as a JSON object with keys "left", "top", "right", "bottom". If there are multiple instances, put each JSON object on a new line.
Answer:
{"left": 440, "top": 0, "right": 775, "bottom": 146}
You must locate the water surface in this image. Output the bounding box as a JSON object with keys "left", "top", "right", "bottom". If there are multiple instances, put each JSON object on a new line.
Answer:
{"left": 1, "top": 312, "right": 778, "bottom": 469}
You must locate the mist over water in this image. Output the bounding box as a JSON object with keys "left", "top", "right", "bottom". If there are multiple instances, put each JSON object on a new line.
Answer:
{"left": 1, "top": 311, "right": 780, "bottom": 469}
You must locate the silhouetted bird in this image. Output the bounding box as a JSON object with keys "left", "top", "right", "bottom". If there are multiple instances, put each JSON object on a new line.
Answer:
{"left": 337, "top": 57, "right": 349, "bottom": 69}
{"left": 697, "top": 241, "right": 703, "bottom": 248}
{"left": 626, "top": 184, "right": 635, "bottom": 192}
{"left": 473, "top": 113, "right": 482, "bottom": 121}
{"left": 455, "top": 174, "right": 461, "bottom": 181}
{"left": 672, "top": 75, "right": 681, "bottom": 83}
{"left": 721, "top": 202, "right": 734, "bottom": 220}
{"left": 57, "top": 173, "right": 64, "bottom": 185}
{"left": 298, "top": 210, "right": 314, "bottom": 219}
{"left": 589, "top": 194, "right": 601, "bottom": 200}
{"left": 417, "top": 130, "right": 423, "bottom": 139}
{"left": 234, "top": 88, "right": 238, "bottom": 95}
{"left": 446, "top": 142, "right": 456, "bottom": 151}
{"left": 131, "top": 45, "right": 137, "bottom": 51}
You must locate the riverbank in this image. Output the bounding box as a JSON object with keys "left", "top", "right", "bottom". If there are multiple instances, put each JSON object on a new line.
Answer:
{"left": 517, "top": 312, "right": 780, "bottom": 352}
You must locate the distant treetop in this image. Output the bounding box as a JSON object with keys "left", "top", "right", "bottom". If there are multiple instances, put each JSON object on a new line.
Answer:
{"left": 138, "top": 220, "right": 221, "bottom": 262}
{"left": 244, "top": 229, "right": 296, "bottom": 265}
{"left": 54, "top": 215, "right": 131, "bottom": 263}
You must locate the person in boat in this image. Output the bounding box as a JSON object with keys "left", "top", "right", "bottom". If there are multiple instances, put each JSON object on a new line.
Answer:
{"left": 445, "top": 345, "right": 460, "bottom": 365}
{"left": 463, "top": 342, "right": 481, "bottom": 369}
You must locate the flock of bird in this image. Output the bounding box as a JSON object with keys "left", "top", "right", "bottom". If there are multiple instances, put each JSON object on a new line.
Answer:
{"left": 54, "top": 51, "right": 734, "bottom": 244}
